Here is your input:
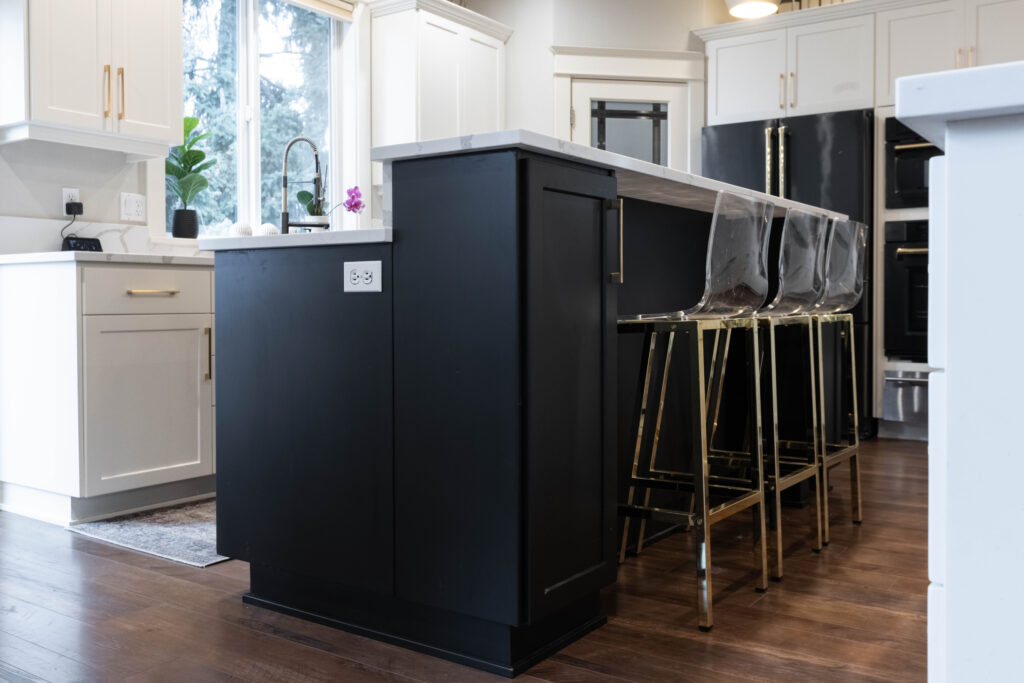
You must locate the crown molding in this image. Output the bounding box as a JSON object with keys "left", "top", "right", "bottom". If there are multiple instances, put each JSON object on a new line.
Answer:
{"left": 550, "top": 46, "right": 703, "bottom": 61}
{"left": 694, "top": 0, "right": 942, "bottom": 41}
{"left": 367, "top": 0, "right": 513, "bottom": 42}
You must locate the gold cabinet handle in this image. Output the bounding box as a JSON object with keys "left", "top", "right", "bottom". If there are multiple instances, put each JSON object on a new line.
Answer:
{"left": 778, "top": 73, "right": 785, "bottom": 110}
{"left": 764, "top": 127, "right": 773, "bottom": 195}
{"left": 893, "top": 141, "right": 936, "bottom": 151}
{"left": 117, "top": 67, "right": 125, "bottom": 120}
{"left": 789, "top": 72, "right": 796, "bottom": 108}
{"left": 126, "top": 289, "right": 180, "bottom": 296}
{"left": 103, "top": 65, "right": 111, "bottom": 118}
{"left": 969, "top": 46, "right": 975, "bottom": 67}
{"left": 609, "top": 198, "right": 624, "bottom": 284}
{"left": 896, "top": 247, "right": 929, "bottom": 258}
{"left": 956, "top": 48, "right": 963, "bottom": 68}
{"left": 204, "top": 327, "right": 212, "bottom": 381}
{"left": 777, "top": 125, "right": 787, "bottom": 199}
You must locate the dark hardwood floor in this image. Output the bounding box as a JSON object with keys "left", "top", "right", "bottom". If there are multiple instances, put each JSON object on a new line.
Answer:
{"left": 0, "top": 438, "right": 925, "bottom": 682}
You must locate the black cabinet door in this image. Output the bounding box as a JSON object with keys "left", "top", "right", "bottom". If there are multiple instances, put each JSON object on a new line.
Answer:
{"left": 701, "top": 119, "right": 779, "bottom": 195}
{"left": 522, "top": 158, "right": 618, "bottom": 623}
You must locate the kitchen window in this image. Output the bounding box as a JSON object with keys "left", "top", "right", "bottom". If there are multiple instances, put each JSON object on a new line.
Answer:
{"left": 168, "top": 0, "right": 352, "bottom": 236}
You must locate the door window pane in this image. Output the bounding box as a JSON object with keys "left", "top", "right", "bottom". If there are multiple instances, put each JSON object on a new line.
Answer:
{"left": 590, "top": 101, "right": 668, "bottom": 166}
{"left": 173, "top": 0, "right": 239, "bottom": 236}
{"left": 258, "top": 0, "right": 332, "bottom": 226}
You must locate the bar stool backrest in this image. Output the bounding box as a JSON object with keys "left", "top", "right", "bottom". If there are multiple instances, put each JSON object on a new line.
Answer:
{"left": 688, "top": 191, "right": 774, "bottom": 317}
{"left": 816, "top": 218, "right": 867, "bottom": 313}
{"left": 762, "top": 208, "right": 829, "bottom": 316}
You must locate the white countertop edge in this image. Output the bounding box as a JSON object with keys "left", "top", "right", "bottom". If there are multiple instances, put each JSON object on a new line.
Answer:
{"left": 0, "top": 251, "right": 214, "bottom": 266}
{"left": 197, "top": 228, "right": 393, "bottom": 251}
{"left": 896, "top": 61, "right": 1024, "bottom": 150}
{"left": 371, "top": 130, "right": 847, "bottom": 219}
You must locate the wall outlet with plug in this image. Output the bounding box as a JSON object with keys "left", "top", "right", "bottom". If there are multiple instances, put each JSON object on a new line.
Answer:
{"left": 120, "top": 192, "right": 146, "bottom": 222}
{"left": 62, "top": 188, "right": 80, "bottom": 216}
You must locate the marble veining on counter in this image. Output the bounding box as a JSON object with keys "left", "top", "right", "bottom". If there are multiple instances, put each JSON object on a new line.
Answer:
{"left": 0, "top": 251, "right": 214, "bottom": 266}
{"left": 371, "top": 129, "right": 849, "bottom": 220}
{"left": 198, "top": 228, "right": 393, "bottom": 251}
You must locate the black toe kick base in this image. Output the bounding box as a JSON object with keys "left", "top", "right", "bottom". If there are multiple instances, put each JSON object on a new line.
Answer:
{"left": 245, "top": 565, "right": 606, "bottom": 677}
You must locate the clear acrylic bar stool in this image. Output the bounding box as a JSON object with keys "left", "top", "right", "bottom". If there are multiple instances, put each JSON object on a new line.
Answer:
{"left": 813, "top": 218, "right": 868, "bottom": 544}
{"left": 755, "top": 207, "right": 829, "bottom": 580}
{"left": 618, "top": 190, "right": 773, "bottom": 631}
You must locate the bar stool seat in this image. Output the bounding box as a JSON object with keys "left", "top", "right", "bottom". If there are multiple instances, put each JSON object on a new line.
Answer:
{"left": 618, "top": 190, "right": 774, "bottom": 631}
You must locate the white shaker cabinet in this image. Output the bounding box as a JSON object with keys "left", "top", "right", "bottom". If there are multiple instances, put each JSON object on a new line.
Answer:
{"left": 876, "top": 2, "right": 962, "bottom": 107}
{"left": 706, "top": 30, "right": 787, "bottom": 126}
{"left": 370, "top": 0, "right": 510, "bottom": 147}
{"left": 0, "top": 0, "right": 182, "bottom": 156}
{"left": 704, "top": 15, "right": 873, "bottom": 125}
{"left": 965, "top": 0, "right": 1024, "bottom": 66}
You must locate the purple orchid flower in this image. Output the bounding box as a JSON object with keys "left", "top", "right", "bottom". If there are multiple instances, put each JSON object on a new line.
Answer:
{"left": 343, "top": 185, "right": 365, "bottom": 214}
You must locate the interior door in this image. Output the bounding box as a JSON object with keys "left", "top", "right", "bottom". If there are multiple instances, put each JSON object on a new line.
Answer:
{"left": 28, "top": 0, "right": 111, "bottom": 130}
{"left": 965, "top": 0, "right": 1024, "bottom": 66}
{"left": 706, "top": 30, "right": 787, "bottom": 126}
{"left": 110, "top": 0, "right": 182, "bottom": 142}
{"left": 571, "top": 79, "right": 691, "bottom": 171}
{"left": 786, "top": 15, "right": 874, "bottom": 117}
{"left": 83, "top": 313, "right": 213, "bottom": 496}
{"left": 875, "top": 1, "right": 962, "bottom": 107}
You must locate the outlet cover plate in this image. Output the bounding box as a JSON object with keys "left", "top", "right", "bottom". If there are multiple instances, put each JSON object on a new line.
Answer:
{"left": 120, "top": 192, "right": 146, "bottom": 222}
{"left": 343, "top": 261, "right": 382, "bottom": 293}
{"left": 62, "top": 188, "right": 80, "bottom": 216}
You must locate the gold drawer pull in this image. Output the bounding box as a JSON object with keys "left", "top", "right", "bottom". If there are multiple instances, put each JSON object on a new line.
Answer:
{"left": 126, "top": 289, "right": 180, "bottom": 296}
{"left": 893, "top": 142, "right": 935, "bottom": 151}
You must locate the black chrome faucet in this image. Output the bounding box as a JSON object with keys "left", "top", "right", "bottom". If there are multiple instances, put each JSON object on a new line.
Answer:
{"left": 281, "top": 137, "right": 327, "bottom": 234}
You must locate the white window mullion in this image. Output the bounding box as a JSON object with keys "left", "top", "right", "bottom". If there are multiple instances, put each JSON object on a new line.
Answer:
{"left": 237, "top": 0, "right": 262, "bottom": 229}
{"left": 329, "top": 19, "right": 345, "bottom": 230}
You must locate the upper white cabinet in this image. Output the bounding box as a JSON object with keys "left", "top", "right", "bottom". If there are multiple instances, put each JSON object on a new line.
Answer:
{"left": 706, "top": 30, "right": 787, "bottom": 125}
{"left": 0, "top": 0, "right": 182, "bottom": 157}
{"left": 701, "top": 0, "right": 1024, "bottom": 122}
{"left": 876, "top": 2, "right": 961, "bottom": 106}
{"left": 786, "top": 16, "right": 874, "bottom": 116}
{"left": 705, "top": 16, "right": 873, "bottom": 125}
{"left": 965, "top": 0, "right": 1024, "bottom": 66}
{"left": 370, "top": 0, "right": 510, "bottom": 147}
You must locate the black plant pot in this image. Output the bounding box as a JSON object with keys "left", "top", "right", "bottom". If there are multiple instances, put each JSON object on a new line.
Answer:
{"left": 172, "top": 209, "right": 199, "bottom": 238}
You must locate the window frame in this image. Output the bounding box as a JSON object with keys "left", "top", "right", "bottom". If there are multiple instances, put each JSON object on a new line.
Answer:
{"left": 151, "top": 0, "right": 367, "bottom": 243}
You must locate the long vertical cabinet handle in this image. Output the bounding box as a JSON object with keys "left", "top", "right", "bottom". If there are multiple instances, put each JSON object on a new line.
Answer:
{"left": 777, "top": 125, "right": 787, "bottom": 199}
{"left": 117, "top": 67, "right": 125, "bottom": 120}
{"left": 956, "top": 48, "right": 963, "bottom": 68}
{"left": 969, "top": 46, "right": 975, "bottom": 67}
{"left": 103, "top": 65, "right": 111, "bottom": 118}
{"left": 789, "top": 72, "right": 796, "bottom": 108}
{"left": 609, "top": 198, "right": 624, "bottom": 284}
{"left": 764, "top": 127, "right": 774, "bottom": 195}
{"left": 204, "top": 327, "right": 212, "bottom": 381}
{"left": 778, "top": 74, "right": 785, "bottom": 110}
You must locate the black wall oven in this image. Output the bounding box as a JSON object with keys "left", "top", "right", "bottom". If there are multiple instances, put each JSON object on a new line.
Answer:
{"left": 885, "top": 118, "right": 942, "bottom": 209}
{"left": 884, "top": 220, "right": 928, "bottom": 361}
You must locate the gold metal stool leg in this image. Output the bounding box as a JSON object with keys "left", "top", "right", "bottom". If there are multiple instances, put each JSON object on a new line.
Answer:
{"left": 620, "top": 331, "right": 658, "bottom": 563}
{"left": 689, "top": 325, "right": 713, "bottom": 631}
{"left": 806, "top": 320, "right": 823, "bottom": 552}
{"left": 815, "top": 316, "right": 831, "bottom": 546}
{"left": 748, "top": 323, "right": 769, "bottom": 592}
{"left": 845, "top": 316, "right": 863, "bottom": 524}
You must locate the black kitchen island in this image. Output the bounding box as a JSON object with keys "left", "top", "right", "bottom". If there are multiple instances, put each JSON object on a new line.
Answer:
{"left": 202, "top": 131, "right": 845, "bottom": 677}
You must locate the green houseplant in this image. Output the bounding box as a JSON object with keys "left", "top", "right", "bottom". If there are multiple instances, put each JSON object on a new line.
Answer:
{"left": 166, "top": 116, "right": 216, "bottom": 238}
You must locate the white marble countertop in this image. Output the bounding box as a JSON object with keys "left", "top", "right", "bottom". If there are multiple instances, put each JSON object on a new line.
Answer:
{"left": 198, "top": 228, "right": 393, "bottom": 251}
{"left": 371, "top": 129, "right": 848, "bottom": 219}
{"left": 0, "top": 251, "right": 214, "bottom": 266}
{"left": 896, "top": 60, "right": 1024, "bottom": 150}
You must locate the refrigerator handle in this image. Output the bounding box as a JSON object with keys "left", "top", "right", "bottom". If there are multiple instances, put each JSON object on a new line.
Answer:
{"left": 764, "top": 127, "right": 773, "bottom": 196}
{"left": 777, "top": 125, "right": 787, "bottom": 199}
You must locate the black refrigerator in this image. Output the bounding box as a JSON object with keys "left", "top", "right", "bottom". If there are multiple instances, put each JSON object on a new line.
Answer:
{"left": 702, "top": 108, "right": 875, "bottom": 438}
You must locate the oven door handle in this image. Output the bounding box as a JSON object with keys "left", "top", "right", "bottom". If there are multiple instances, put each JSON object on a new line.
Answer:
{"left": 892, "top": 141, "right": 936, "bottom": 151}
{"left": 896, "top": 247, "right": 929, "bottom": 259}
{"left": 884, "top": 377, "right": 929, "bottom": 385}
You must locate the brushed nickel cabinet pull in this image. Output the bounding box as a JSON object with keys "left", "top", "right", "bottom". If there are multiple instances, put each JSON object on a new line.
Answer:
{"left": 126, "top": 289, "right": 180, "bottom": 296}
{"left": 117, "top": 67, "right": 125, "bottom": 120}
{"left": 103, "top": 65, "right": 111, "bottom": 118}
{"left": 765, "top": 127, "right": 773, "bottom": 195}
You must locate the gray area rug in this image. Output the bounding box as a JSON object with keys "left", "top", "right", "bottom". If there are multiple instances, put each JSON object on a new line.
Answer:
{"left": 67, "top": 499, "right": 229, "bottom": 567}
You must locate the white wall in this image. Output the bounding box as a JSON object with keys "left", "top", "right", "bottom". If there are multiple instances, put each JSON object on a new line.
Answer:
{"left": 0, "top": 141, "right": 148, "bottom": 225}
{"left": 553, "top": 0, "right": 730, "bottom": 52}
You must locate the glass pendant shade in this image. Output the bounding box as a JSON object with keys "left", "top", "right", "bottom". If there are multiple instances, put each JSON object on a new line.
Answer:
{"left": 725, "top": 0, "right": 780, "bottom": 19}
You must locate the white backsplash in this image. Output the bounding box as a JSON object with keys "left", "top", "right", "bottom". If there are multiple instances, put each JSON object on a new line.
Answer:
{"left": 0, "top": 215, "right": 205, "bottom": 257}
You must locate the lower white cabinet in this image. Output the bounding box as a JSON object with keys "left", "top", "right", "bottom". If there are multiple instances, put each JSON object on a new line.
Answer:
{"left": 0, "top": 256, "right": 214, "bottom": 508}
{"left": 83, "top": 313, "right": 213, "bottom": 495}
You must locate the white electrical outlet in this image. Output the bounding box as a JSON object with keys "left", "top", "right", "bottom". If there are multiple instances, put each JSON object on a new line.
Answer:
{"left": 120, "top": 192, "right": 146, "bottom": 222}
{"left": 343, "top": 260, "right": 382, "bottom": 293}
{"left": 61, "top": 188, "right": 80, "bottom": 216}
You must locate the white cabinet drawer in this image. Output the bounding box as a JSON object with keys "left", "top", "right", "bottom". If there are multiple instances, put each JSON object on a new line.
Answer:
{"left": 82, "top": 265, "right": 212, "bottom": 315}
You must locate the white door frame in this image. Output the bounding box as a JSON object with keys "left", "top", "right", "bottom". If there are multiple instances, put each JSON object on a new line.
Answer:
{"left": 551, "top": 46, "right": 705, "bottom": 173}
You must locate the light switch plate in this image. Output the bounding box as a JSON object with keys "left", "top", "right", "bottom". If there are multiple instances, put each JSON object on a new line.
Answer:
{"left": 344, "top": 260, "right": 382, "bottom": 292}
{"left": 120, "top": 192, "right": 146, "bottom": 222}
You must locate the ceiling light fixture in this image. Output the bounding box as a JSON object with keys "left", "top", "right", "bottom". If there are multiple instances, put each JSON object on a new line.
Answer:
{"left": 725, "top": 0, "right": 780, "bottom": 19}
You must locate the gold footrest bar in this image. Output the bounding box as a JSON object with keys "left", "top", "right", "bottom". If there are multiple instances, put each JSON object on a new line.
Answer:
{"left": 776, "top": 466, "right": 819, "bottom": 491}
{"left": 708, "top": 490, "right": 762, "bottom": 525}
{"left": 619, "top": 504, "right": 697, "bottom": 526}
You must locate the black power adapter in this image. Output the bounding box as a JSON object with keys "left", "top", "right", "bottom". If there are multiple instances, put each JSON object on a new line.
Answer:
{"left": 60, "top": 201, "right": 102, "bottom": 252}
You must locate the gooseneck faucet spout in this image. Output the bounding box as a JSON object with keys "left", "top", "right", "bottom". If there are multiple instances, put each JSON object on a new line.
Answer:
{"left": 281, "top": 136, "right": 324, "bottom": 234}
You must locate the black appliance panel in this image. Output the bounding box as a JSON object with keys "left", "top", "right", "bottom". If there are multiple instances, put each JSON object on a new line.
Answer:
{"left": 885, "top": 118, "right": 943, "bottom": 209}
{"left": 701, "top": 119, "right": 778, "bottom": 196}
{"left": 884, "top": 220, "right": 929, "bottom": 361}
